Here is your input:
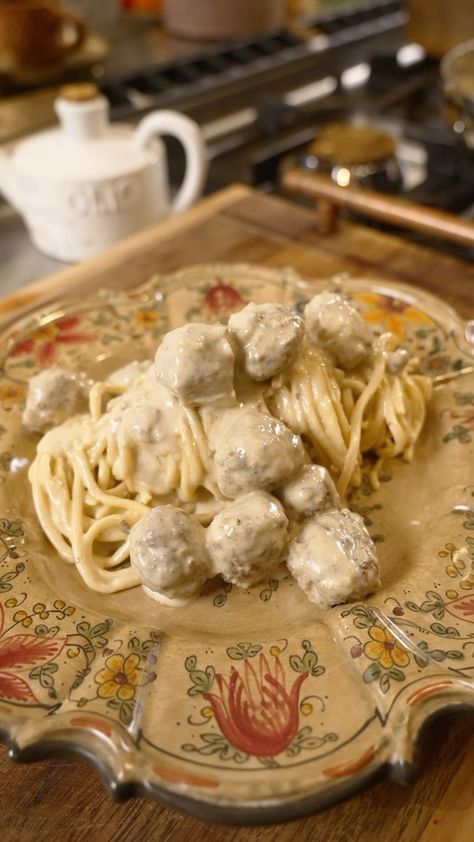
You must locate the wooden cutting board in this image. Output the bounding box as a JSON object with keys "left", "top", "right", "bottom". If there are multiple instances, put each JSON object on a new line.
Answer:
{"left": 0, "top": 185, "right": 473, "bottom": 842}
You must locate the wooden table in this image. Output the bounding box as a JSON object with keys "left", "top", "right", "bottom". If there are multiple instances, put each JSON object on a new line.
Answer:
{"left": 1, "top": 186, "right": 473, "bottom": 842}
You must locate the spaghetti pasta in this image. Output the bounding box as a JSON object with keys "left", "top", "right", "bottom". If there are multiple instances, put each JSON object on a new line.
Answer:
{"left": 26, "top": 291, "right": 433, "bottom": 598}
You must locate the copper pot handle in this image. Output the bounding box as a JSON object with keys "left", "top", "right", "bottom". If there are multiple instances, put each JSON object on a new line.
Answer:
{"left": 281, "top": 168, "right": 474, "bottom": 249}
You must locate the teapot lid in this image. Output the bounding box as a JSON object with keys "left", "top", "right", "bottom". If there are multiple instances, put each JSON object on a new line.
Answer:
{"left": 12, "top": 84, "right": 153, "bottom": 181}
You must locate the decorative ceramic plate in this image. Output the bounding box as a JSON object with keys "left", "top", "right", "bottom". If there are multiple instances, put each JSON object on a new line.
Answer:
{"left": 0, "top": 264, "right": 473, "bottom": 824}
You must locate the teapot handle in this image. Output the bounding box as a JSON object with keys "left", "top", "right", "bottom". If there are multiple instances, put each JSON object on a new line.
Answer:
{"left": 133, "top": 111, "right": 207, "bottom": 213}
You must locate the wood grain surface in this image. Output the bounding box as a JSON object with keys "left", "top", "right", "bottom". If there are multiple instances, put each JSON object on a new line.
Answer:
{"left": 0, "top": 185, "right": 473, "bottom": 841}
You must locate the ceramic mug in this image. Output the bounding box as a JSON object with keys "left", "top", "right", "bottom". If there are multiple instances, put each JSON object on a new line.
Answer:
{"left": 0, "top": 0, "right": 86, "bottom": 67}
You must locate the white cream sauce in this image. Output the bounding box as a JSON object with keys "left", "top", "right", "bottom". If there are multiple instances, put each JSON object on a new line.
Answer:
{"left": 29, "top": 291, "right": 385, "bottom": 608}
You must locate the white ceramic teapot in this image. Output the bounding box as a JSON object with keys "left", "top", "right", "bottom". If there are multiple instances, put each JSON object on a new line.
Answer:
{"left": 0, "top": 83, "right": 208, "bottom": 262}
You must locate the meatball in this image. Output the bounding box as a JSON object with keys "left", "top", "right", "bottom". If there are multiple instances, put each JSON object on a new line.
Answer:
{"left": 305, "top": 291, "right": 373, "bottom": 370}
{"left": 229, "top": 302, "right": 304, "bottom": 381}
{"left": 108, "top": 359, "right": 151, "bottom": 388}
{"left": 277, "top": 464, "right": 340, "bottom": 519}
{"left": 214, "top": 409, "right": 305, "bottom": 498}
{"left": 130, "top": 505, "right": 210, "bottom": 603}
{"left": 23, "top": 367, "right": 89, "bottom": 433}
{"left": 287, "top": 508, "right": 380, "bottom": 608}
{"left": 154, "top": 323, "right": 234, "bottom": 405}
{"left": 206, "top": 491, "right": 288, "bottom": 587}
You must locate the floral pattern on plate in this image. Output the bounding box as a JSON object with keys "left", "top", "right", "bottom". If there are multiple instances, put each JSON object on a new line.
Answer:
{"left": 0, "top": 264, "right": 473, "bottom": 822}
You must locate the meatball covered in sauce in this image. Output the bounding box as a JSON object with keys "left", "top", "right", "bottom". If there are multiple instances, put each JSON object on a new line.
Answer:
{"left": 277, "top": 464, "right": 340, "bottom": 519}
{"left": 229, "top": 302, "right": 304, "bottom": 381}
{"left": 305, "top": 291, "right": 373, "bottom": 370}
{"left": 206, "top": 491, "right": 288, "bottom": 587}
{"left": 117, "top": 388, "right": 177, "bottom": 447}
{"left": 108, "top": 359, "right": 151, "bottom": 388}
{"left": 154, "top": 323, "right": 235, "bottom": 405}
{"left": 287, "top": 508, "right": 380, "bottom": 608}
{"left": 23, "top": 367, "right": 89, "bottom": 434}
{"left": 214, "top": 409, "right": 304, "bottom": 498}
{"left": 130, "top": 505, "right": 211, "bottom": 604}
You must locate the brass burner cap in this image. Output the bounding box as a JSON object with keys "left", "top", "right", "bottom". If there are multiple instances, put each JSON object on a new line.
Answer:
{"left": 309, "top": 123, "right": 396, "bottom": 166}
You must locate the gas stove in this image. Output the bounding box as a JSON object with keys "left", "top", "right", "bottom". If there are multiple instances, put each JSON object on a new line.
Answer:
{"left": 89, "top": 0, "right": 472, "bottom": 222}
{"left": 1, "top": 0, "right": 473, "bottom": 291}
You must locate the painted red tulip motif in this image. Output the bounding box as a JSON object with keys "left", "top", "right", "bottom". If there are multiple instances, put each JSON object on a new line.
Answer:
{"left": 447, "top": 595, "right": 474, "bottom": 621}
{"left": 203, "top": 654, "right": 307, "bottom": 757}
{"left": 203, "top": 282, "right": 244, "bottom": 316}
{"left": 12, "top": 316, "right": 95, "bottom": 368}
{"left": 0, "top": 602, "right": 65, "bottom": 703}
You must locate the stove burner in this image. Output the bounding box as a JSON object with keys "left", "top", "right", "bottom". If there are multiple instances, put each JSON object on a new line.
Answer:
{"left": 301, "top": 122, "right": 401, "bottom": 192}
{"left": 308, "top": 123, "right": 396, "bottom": 166}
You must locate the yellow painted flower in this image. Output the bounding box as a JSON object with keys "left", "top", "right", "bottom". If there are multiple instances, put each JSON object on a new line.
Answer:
{"left": 94, "top": 653, "right": 141, "bottom": 702}
{"left": 355, "top": 292, "right": 432, "bottom": 340}
{"left": 133, "top": 309, "right": 161, "bottom": 328}
{"left": 364, "top": 626, "right": 410, "bottom": 670}
{"left": 0, "top": 382, "right": 26, "bottom": 409}
{"left": 31, "top": 324, "right": 58, "bottom": 343}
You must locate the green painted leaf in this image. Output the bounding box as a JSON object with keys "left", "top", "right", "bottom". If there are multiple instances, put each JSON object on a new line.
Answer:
{"left": 363, "top": 663, "right": 381, "bottom": 683}
{"left": 286, "top": 743, "right": 300, "bottom": 757}
{"left": 0, "top": 452, "right": 13, "bottom": 471}
{"left": 226, "top": 642, "right": 262, "bottom": 660}
{"left": 414, "top": 654, "right": 429, "bottom": 667}
{"left": 289, "top": 655, "right": 305, "bottom": 673}
{"left": 354, "top": 617, "right": 373, "bottom": 629}
{"left": 90, "top": 621, "right": 112, "bottom": 638}
{"left": 380, "top": 673, "right": 390, "bottom": 694}
{"left": 120, "top": 700, "right": 134, "bottom": 725}
{"left": 302, "top": 651, "right": 317, "bottom": 670}
{"left": 388, "top": 667, "right": 405, "bottom": 681}
{"left": 430, "top": 622, "right": 459, "bottom": 637}
{"left": 187, "top": 669, "right": 213, "bottom": 696}
{"left": 0, "top": 519, "right": 24, "bottom": 537}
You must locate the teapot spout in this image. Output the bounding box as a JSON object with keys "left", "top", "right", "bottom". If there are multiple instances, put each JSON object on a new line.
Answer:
{"left": 0, "top": 147, "right": 21, "bottom": 211}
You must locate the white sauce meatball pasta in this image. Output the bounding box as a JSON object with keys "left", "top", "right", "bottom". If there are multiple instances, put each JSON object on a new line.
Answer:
{"left": 26, "top": 288, "right": 432, "bottom": 606}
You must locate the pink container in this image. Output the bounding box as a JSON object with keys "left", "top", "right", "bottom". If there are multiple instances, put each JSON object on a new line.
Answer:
{"left": 162, "top": 0, "right": 285, "bottom": 41}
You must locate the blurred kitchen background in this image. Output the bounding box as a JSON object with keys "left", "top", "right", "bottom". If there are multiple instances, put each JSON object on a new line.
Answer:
{"left": 1, "top": 0, "right": 474, "bottom": 295}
